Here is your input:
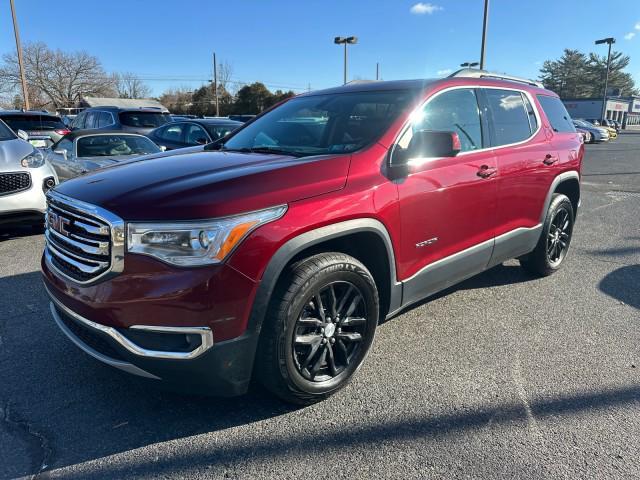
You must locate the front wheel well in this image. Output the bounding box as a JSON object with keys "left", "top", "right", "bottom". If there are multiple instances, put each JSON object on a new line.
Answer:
{"left": 282, "top": 231, "right": 393, "bottom": 319}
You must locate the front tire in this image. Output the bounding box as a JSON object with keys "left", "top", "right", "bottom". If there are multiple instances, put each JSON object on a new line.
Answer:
{"left": 256, "top": 252, "right": 379, "bottom": 405}
{"left": 520, "top": 193, "right": 574, "bottom": 277}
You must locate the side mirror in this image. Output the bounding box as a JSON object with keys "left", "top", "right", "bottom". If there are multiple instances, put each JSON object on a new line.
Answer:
{"left": 160, "top": 145, "right": 167, "bottom": 152}
{"left": 391, "top": 130, "right": 461, "bottom": 172}
{"left": 195, "top": 137, "right": 208, "bottom": 145}
{"left": 54, "top": 149, "right": 68, "bottom": 160}
{"left": 17, "top": 129, "right": 29, "bottom": 141}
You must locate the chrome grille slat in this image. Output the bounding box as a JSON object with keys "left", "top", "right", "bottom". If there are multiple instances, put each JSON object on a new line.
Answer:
{"left": 46, "top": 242, "right": 108, "bottom": 274}
{"left": 46, "top": 229, "right": 110, "bottom": 258}
{"left": 44, "top": 191, "right": 123, "bottom": 284}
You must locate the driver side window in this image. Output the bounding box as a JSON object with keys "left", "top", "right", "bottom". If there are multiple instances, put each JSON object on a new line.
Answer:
{"left": 56, "top": 139, "right": 74, "bottom": 158}
{"left": 398, "top": 88, "right": 483, "bottom": 153}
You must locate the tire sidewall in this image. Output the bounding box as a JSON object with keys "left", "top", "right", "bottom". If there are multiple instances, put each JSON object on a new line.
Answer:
{"left": 542, "top": 194, "right": 574, "bottom": 271}
{"left": 279, "top": 261, "right": 378, "bottom": 396}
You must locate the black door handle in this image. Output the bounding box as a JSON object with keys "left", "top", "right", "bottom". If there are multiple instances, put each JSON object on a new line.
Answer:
{"left": 477, "top": 165, "right": 497, "bottom": 178}
{"left": 543, "top": 154, "right": 559, "bottom": 166}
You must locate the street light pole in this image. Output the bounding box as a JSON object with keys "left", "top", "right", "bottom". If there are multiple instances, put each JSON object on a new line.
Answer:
{"left": 334, "top": 36, "right": 358, "bottom": 84}
{"left": 479, "top": 0, "right": 489, "bottom": 70}
{"left": 213, "top": 52, "right": 219, "bottom": 116}
{"left": 595, "top": 37, "right": 615, "bottom": 121}
{"left": 9, "top": 0, "right": 29, "bottom": 110}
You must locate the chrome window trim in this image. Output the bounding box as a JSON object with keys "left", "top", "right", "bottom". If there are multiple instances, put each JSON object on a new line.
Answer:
{"left": 45, "top": 190, "right": 125, "bottom": 285}
{"left": 389, "top": 84, "right": 544, "bottom": 165}
{"left": 45, "top": 285, "right": 214, "bottom": 360}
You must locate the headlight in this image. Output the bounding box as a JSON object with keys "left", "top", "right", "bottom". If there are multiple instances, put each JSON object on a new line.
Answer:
{"left": 21, "top": 148, "right": 45, "bottom": 168}
{"left": 127, "top": 205, "right": 287, "bottom": 266}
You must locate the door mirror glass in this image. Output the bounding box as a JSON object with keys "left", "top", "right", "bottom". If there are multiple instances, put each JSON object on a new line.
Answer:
{"left": 393, "top": 130, "right": 461, "bottom": 166}
{"left": 17, "top": 129, "right": 29, "bottom": 141}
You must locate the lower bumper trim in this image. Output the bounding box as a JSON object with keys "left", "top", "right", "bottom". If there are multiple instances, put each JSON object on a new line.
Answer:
{"left": 49, "top": 302, "right": 160, "bottom": 380}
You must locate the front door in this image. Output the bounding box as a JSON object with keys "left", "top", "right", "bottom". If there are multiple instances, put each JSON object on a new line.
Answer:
{"left": 394, "top": 87, "right": 498, "bottom": 306}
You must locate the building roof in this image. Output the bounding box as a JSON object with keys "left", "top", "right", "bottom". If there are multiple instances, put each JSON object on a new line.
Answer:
{"left": 81, "top": 96, "right": 168, "bottom": 111}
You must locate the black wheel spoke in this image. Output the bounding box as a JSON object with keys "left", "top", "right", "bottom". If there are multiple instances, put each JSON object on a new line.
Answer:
{"left": 336, "top": 284, "right": 354, "bottom": 316}
{"left": 341, "top": 316, "right": 366, "bottom": 327}
{"left": 310, "top": 348, "right": 327, "bottom": 378}
{"left": 337, "top": 332, "right": 362, "bottom": 342}
{"left": 326, "top": 344, "right": 338, "bottom": 376}
{"left": 336, "top": 339, "right": 349, "bottom": 366}
{"left": 328, "top": 284, "right": 338, "bottom": 318}
{"left": 344, "top": 295, "right": 361, "bottom": 317}
{"left": 297, "top": 318, "right": 323, "bottom": 328}
{"left": 295, "top": 334, "right": 321, "bottom": 345}
{"left": 314, "top": 294, "right": 326, "bottom": 322}
{"left": 301, "top": 338, "right": 323, "bottom": 370}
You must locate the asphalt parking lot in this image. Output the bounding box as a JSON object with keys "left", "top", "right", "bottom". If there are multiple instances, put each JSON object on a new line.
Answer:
{"left": 1, "top": 133, "right": 639, "bottom": 479}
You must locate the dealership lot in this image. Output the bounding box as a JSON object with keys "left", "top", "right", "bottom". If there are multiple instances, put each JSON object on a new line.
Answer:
{"left": 1, "top": 134, "right": 639, "bottom": 479}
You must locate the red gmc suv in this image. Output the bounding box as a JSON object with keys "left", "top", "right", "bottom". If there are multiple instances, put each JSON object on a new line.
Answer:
{"left": 42, "top": 69, "right": 583, "bottom": 404}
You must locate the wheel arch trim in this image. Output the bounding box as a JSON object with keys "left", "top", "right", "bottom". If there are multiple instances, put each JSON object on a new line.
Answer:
{"left": 539, "top": 171, "right": 580, "bottom": 223}
{"left": 246, "top": 218, "right": 401, "bottom": 337}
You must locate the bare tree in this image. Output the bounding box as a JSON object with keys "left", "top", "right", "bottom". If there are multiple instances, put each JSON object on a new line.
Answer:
{"left": 216, "top": 60, "right": 234, "bottom": 93}
{"left": 0, "top": 42, "right": 116, "bottom": 109}
{"left": 158, "top": 86, "right": 194, "bottom": 114}
{"left": 113, "top": 72, "right": 151, "bottom": 99}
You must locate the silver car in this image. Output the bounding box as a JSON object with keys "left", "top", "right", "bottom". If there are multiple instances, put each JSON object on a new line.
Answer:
{"left": 46, "top": 130, "right": 162, "bottom": 182}
{"left": 0, "top": 121, "right": 58, "bottom": 227}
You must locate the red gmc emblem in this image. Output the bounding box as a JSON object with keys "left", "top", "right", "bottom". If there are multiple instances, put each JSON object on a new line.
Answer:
{"left": 48, "top": 211, "right": 71, "bottom": 236}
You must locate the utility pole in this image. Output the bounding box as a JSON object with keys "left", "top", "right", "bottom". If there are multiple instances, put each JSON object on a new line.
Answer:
{"left": 9, "top": 0, "right": 29, "bottom": 110}
{"left": 595, "top": 37, "right": 615, "bottom": 121}
{"left": 479, "top": 0, "right": 489, "bottom": 70}
{"left": 212, "top": 52, "right": 219, "bottom": 116}
{"left": 376, "top": 62, "right": 379, "bottom": 80}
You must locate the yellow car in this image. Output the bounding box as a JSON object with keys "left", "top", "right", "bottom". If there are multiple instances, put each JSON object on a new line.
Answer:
{"left": 588, "top": 119, "right": 617, "bottom": 138}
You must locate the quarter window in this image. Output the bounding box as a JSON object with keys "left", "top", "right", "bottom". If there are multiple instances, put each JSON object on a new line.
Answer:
{"left": 536, "top": 95, "right": 576, "bottom": 133}
{"left": 400, "top": 88, "right": 483, "bottom": 152}
{"left": 484, "top": 89, "right": 532, "bottom": 146}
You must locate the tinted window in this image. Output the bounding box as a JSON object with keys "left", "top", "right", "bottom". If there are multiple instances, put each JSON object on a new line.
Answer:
{"left": 72, "top": 112, "right": 86, "bottom": 129}
{"left": 185, "top": 124, "right": 209, "bottom": 144}
{"left": 485, "top": 89, "right": 532, "bottom": 146}
{"left": 119, "top": 112, "right": 171, "bottom": 128}
{"left": 85, "top": 111, "right": 99, "bottom": 129}
{"left": 77, "top": 135, "right": 161, "bottom": 157}
{"left": 55, "top": 138, "right": 73, "bottom": 155}
{"left": 0, "top": 120, "right": 16, "bottom": 141}
{"left": 97, "top": 112, "right": 113, "bottom": 128}
{"left": 0, "top": 114, "right": 65, "bottom": 131}
{"left": 400, "top": 88, "right": 483, "bottom": 152}
{"left": 537, "top": 95, "right": 576, "bottom": 133}
{"left": 222, "top": 90, "right": 416, "bottom": 156}
{"left": 157, "top": 124, "right": 183, "bottom": 142}
{"left": 204, "top": 123, "right": 240, "bottom": 141}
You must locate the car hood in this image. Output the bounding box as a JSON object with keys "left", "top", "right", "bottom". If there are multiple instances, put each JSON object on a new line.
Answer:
{"left": 54, "top": 150, "right": 351, "bottom": 220}
{"left": 0, "top": 138, "right": 34, "bottom": 171}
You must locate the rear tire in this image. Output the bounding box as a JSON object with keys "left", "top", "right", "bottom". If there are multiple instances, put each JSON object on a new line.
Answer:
{"left": 520, "top": 193, "right": 574, "bottom": 277}
{"left": 256, "top": 252, "right": 379, "bottom": 405}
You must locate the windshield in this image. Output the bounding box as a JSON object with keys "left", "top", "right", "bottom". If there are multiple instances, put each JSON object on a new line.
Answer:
{"left": 119, "top": 111, "right": 171, "bottom": 128}
{"left": 1, "top": 114, "right": 65, "bottom": 131}
{"left": 77, "top": 134, "right": 161, "bottom": 157}
{"left": 0, "top": 120, "right": 16, "bottom": 141}
{"left": 221, "top": 90, "right": 416, "bottom": 157}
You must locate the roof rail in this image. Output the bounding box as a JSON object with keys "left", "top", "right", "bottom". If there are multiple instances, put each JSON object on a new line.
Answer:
{"left": 448, "top": 68, "right": 543, "bottom": 88}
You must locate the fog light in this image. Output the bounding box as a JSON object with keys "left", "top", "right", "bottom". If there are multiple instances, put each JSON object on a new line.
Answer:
{"left": 43, "top": 177, "right": 56, "bottom": 192}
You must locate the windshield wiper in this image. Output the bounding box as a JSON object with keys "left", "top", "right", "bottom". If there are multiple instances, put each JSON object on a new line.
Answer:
{"left": 221, "top": 146, "right": 302, "bottom": 157}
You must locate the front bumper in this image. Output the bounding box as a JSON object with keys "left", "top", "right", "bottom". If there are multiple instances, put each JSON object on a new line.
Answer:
{"left": 45, "top": 284, "right": 259, "bottom": 396}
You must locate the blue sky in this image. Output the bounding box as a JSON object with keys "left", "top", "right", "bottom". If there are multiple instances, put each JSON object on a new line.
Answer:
{"left": 1, "top": 0, "right": 639, "bottom": 96}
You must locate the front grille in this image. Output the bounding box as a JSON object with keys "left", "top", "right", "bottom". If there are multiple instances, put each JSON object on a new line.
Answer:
{"left": 0, "top": 172, "right": 31, "bottom": 196}
{"left": 45, "top": 197, "right": 112, "bottom": 283}
{"left": 55, "top": 305, "right": 126, "bottom": 361}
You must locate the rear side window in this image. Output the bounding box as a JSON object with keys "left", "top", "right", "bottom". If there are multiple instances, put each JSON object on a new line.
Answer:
{"left": 119, "top": 112, "right": 171, "bottom": 128}
{"left": 0, "top": 114, "right": 65, "bottom": 131}
{"left": 97, "top": 112, "right": 114, "bottom": 128}
{"left": 484, "top": 89, "right": 532, "bottom": 146}
{"left": 536, "top": 95, "right": 576, "bottom": 133}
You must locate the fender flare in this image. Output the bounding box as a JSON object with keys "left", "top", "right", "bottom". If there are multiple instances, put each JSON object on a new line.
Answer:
{"left": 539, "top": 171, "right": 580, "bottom": 223}
{"left": 246, "top": 218, "right": 401, "bottom": 336}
